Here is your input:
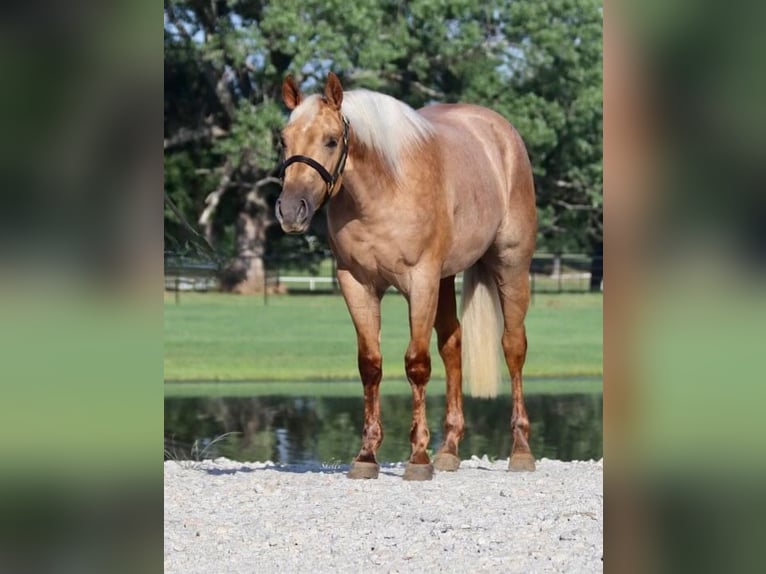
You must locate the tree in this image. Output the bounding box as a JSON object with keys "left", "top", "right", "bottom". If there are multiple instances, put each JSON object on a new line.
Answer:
{"left": 164, "top": 0, "right": 321, "bottom": 292}
{"left": 503, "top": 0, "right": 603, "bottom": 287}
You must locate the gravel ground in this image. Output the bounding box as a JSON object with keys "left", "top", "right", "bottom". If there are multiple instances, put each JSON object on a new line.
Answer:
{"left": 165, "top": 456, "right": 603, "bottom": 573}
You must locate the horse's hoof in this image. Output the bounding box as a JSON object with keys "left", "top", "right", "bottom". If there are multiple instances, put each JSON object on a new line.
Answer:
{"left": 509, "top": 453, "right": 536, "bottom": 472}
{"left": 403, "top": 463, "right": 434, "bottom": 481}
{"left": 347, "top": 461, "right": 379, "bottom": 479}
{"left": 433, "top": 453, "right": 461, "bottom": 472}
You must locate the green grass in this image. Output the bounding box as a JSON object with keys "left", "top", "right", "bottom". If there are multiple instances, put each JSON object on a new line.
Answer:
{"left": 164, "top": 291, "right": 602, "bottom": 382}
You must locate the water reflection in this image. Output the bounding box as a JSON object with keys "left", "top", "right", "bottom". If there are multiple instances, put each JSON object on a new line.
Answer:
{"left": 164, "top": 393, "right": 602, "bottom": 465}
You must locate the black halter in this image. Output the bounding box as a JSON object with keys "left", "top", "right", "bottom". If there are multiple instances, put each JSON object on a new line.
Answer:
{"left": 279, "top": 115, "right": 350, "bottom": 204}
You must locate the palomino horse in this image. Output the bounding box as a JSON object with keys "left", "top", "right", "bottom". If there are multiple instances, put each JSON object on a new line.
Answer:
{"left": 277, "top": 73, "right": 537, "bottom": 480}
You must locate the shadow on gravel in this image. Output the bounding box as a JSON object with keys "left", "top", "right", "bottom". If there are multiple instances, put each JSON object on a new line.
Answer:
{"left": 203, "top": 464, "right": 351, "bottom": 476}
{"left": 201, "top": 462, "right": 501, "bottom": 477}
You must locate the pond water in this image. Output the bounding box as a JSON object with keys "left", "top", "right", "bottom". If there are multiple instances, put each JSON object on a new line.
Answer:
{"left": 165, "top": 389, "right": 602, "bottom": 465}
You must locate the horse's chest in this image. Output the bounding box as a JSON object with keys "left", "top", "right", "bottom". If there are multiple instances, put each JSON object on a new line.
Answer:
{"left": 330, "top": 224, "right": 416, "bottom": 286}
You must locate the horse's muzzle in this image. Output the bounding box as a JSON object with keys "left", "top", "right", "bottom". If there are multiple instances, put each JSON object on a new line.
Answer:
{"left": 276, "top": 195, "right": 314, "bottom": 234}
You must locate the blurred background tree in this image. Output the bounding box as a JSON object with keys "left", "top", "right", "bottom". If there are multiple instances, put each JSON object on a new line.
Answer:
{"left": 164, "top": 0, "right": 602, "bottom": 292}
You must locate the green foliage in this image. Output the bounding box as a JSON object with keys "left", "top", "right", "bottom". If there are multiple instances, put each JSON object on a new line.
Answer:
{"left": 213, "top": 101, "right": 284, "bottom": 169}
{"left": 504, "top": 0, "right": 603, "bottom": 252}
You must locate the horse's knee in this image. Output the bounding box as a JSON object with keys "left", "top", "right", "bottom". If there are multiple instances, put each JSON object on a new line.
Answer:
{"left": 405, "top": 351, "right": 431, "bottom": 386}
{"left": 358, "top": 351, "right": 382, "bottom": 384}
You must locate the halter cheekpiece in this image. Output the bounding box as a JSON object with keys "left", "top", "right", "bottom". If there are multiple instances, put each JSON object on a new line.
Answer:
{"left": 279, "top": 115, "right": 350, "bottom": 203}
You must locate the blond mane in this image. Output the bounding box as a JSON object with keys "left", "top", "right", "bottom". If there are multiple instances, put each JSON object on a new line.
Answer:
{"left": 341, "top": 90, "right": 434, "bottom": 175}
{"left": 289, "top": 89, "right": 434, "bottom": 178}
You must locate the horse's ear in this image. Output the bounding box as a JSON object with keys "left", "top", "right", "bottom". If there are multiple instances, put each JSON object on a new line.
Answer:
{"left": 324, "top": 72, "right": 343, "bottom": 110}
{"left": 282, "top": 75, "right": 302, "bottom": 110}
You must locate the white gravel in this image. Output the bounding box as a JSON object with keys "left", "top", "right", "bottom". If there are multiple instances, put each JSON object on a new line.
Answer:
{"left": 164, "top": 456, "right": 603, "bottom": 573}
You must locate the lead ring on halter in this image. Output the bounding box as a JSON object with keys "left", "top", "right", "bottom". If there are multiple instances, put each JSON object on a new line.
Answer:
{"left": 279, "top": 115, "right": 350, "bottom": 204}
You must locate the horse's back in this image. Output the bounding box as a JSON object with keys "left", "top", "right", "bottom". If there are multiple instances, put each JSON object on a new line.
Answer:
{"left": 419, "top": 103, "right": 532, "bottom": 186}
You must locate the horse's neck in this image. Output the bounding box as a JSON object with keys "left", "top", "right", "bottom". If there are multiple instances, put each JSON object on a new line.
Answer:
{"left": 335, "top": 151, "right": 400, "bottom": 216}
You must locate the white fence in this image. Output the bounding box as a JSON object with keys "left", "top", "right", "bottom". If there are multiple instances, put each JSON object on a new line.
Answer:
{"left": 164, "top": 272, "right": 595, "bottom": 293}
{"left": 271, "top": 271, "right": 595, "bottom": 293}
{"left": 164, "top": 254, "right": 602, "bottom": 294}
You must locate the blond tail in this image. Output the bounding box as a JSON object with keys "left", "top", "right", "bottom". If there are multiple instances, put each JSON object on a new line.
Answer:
{"left": 460, "top": 264, "right": 504, "bottom": 398}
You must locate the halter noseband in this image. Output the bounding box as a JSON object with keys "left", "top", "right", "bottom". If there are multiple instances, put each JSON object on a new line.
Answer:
{"left": 279, "top": 115, "right": 350, "bottom": 204}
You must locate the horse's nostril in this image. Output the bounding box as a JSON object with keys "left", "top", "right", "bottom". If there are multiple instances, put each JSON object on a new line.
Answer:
{"left": 297, "top": 198, "right": 308, "bottom": 221}
{"left": 276, "top": 199, "right": 284, "bottom": 220}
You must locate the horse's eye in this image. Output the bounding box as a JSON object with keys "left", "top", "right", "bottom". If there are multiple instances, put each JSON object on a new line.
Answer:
{"left": 279, "top": 137, "right": 287, "bottom": 149}
{"left": 326, "top": 138, "right": 338, "bottom": 149}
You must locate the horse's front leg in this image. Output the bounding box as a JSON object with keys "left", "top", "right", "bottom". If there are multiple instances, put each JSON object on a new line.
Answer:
{"left": 403, "top": 272, "right": 440, "bottom": 481}
{"left": 338, "top": 269, "right": 384, "bottom": 480}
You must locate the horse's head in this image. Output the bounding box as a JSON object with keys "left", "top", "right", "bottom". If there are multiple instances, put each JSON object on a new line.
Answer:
{"left": 276, "top": 73, "right": 349, "bottom": 234}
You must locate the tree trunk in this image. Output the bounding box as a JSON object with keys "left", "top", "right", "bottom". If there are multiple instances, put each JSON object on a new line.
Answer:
{"left": 220, "top": 191, "right": 270, "bottom": 294}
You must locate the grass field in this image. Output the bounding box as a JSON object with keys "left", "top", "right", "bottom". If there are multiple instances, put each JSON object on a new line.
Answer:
{"left": 164, "top": 291, "right": 602, "bottom": 382}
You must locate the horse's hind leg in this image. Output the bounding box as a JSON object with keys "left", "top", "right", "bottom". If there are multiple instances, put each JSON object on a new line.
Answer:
{"left": 337, "top": 269, "right": 384, "bottom": 479}
{"left": 491, "top": 258, "right": 536, "bottom": 472}
{"left": 432, "top": 276, "right": 464, "bottom": 471}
